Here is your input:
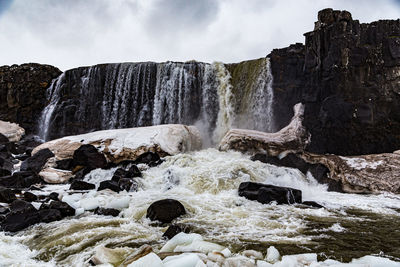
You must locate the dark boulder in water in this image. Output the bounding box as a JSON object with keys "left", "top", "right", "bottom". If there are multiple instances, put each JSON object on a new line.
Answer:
{"left": 69, "top": 180, "right": 95, "bottom": 191}
{"left": 162, "top": 224, "right": 190, "bottom": 240}
{"left": 135, "top": 152, "right": 162, "bottom": 167}
{"left": 98, "top": 180, "right": 121, "bottom": 193}
{"left": 0, "top": 171, "right": 43, "bottom": 189}
{"left": 111, "top": 168, "right": 129, "bottom": 182}
{"left": 94, "top": 207, "right": 120, "bottom": 217}
{"left": 146, "top": 199, "right": 186, "bottom": 223}
{"left": 21, "top": 148, "right": 54, "bottom": 173}
{"left": 1, "top": 200, "right": 40, "bottom": 232}
{"left": 0, "top": 187, "right": 17, "bottom": 203}
{"left": 41, "top": 200, "right": 75, "bottom": 218}
{"left": 118, "top": 178, "right": 138, "bottom": 192}
{"left": 302, "top": 201, "right": 324, "bottom": 208}
{"left": 73, "top": 144, "right": 107, "bottom": 170}
{"left": 38, "top": 209, "right": 62, "bottom": 223}
{"left": 239, "top": 182, "right": 302, "bottom": 204}
{"left": 23, "top": 191, "right": 38, "bottom": 202}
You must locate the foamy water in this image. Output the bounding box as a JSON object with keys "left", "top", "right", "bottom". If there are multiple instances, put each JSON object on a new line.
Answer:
{"left": 1, "top": 149, "right": 400, "bottom": 266}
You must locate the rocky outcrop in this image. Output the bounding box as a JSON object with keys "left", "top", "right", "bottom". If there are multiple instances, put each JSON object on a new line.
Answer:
{"left": 239, "top": 182, "right": 302, "bottom": 204}
{"left": 0, "top": 63, "right": 61, "bottom": 134}
{"left": 269, "top": 8, "right": 400, "bottom": 155}
{"left": 219, "top": 103, "right": 309, "bottom": 156}
{"left": 146, "top": 199, "right": 186, "bottom": 223}
{"left": 303, "top": 152, "right": 400, "bottom": 193}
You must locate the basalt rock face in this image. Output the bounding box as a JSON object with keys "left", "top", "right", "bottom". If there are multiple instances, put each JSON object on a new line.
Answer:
{"left": 0, "top": 64, "right": 62, "bottom": 134}
{"left": 269, "top": 9, "right": 400, "bottom": 155}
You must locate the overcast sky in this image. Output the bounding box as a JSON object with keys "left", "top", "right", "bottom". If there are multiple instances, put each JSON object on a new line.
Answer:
{"left": 0, "top": 0, "right": 399, "bottom": 71}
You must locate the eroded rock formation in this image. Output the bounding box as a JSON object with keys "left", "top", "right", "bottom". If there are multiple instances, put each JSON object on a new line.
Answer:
{"left": 270, "top": 8, "right": 400, "bottom": 155}
{"left": 0, "top": 64, "right": 61, "bottom": 133}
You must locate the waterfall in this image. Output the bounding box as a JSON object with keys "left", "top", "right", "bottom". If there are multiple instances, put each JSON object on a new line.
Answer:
{"left": 38, "top": 72, "right": 66, "bottom": 141}
{"left": 38, "top": 58, "right": 275, "bottom": 142}
{"left": 249, "top": 57, "right": 275, "bottom": 132}
{"left": 212, "top": 62, "right": 235, "bottom": 144}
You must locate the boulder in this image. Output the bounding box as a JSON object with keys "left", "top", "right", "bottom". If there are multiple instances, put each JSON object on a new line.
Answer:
{"left": 1, "top": 200, "right": 40, "bottom": 232}
{"left": 219, "top": 103, "right": 309, "bottom": 157}
{"left": 94, "top": 207, "right": 120, "bottom": 217}
{"left": 98, "top": 180, "right": 121, "bottom": 193}
{"left": 0, "top": 121, "right": 25, "bottom": 142}
{"left": 0, "top": 171, "right": 42, "bottom": 189}
{"left": 21, "top": 148, "right": 54, "bottom": 173}
{"left": 55, "top": 158, "right": 74, "bottom": 170}
{"left": 238, "top": 182, "right": 302, "bottom": 204}
{"left": 32, "top": 124, "right": 202, "bottom": 164}
{"left": 41, "top": 200, "right": 75, "bottom": 218}
{"left": 118, "top": 178, "right": 138, "bottom": 192}
{"left": 0, "top": 187, "right": 17, "bottom": 203}
{"left": 73, "top": 144, "right": 107, "bottom": 169}
{"left": 135, "top": 152, "right": 162, "bottom": 167}
{"left": 23, "top": 191, "right": 38, "bottom": 202}
{"left": 69, "top": 180, "right": 95, "bottom": 190}
{"left": 38, "top": 209, "right": 62, "bottom": 223}
{"left": 146, "top": 199, "right": 186, "bottom": 223}
{"left": 39, "top": 168, "right": 72, "bottom": 184}
{"left": 162, "top": 224, "right": 191, "bottom": 240}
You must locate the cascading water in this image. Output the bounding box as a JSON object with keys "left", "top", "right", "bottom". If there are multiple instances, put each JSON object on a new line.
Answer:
{"left": 38, "top": 58, "right": 276, "bottom": 143}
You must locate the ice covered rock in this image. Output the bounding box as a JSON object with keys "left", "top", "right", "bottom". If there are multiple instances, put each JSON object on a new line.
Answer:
{"left": 219, "top": 103, "right": 309, "bottom": 156}
{"left": 274, "top": 253, "right": 317, "bottom": 267}
{"left": 33, "top": 124, "right": 202, "bottom": 164}
{"left": 303, "top": 152, "right": 400, "bottom": 193}
{"left": 127, "top": 252, "right": 163, "bottom": 267}
{"left": 0, "top": 121, "right": 25, "bottom": 142}
{"left": 39, "top": 168, "right": 72, "bottom": 184}
{"left": 350, "top": 255, "right": 400, "bottom": 267}
{"left": 242, "top": 250, "right": 263, "bottom": 260}
{"left": 174, "top": 240, "right": 225, "bottom": 254}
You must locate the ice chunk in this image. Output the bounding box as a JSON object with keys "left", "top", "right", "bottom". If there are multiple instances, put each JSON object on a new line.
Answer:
{"left": 127, "top": 252, "right": 163, "bottom": 267}
{"left": 174, "top": 240, "right": 225, "bottom": 254}
{"left": 160, "top": 233, "right": 203, "bottom": 253}
{"left": 351, "top": 255, "right": 400, "bottom": 267}
{"left": 163, "top": 253, "right": 204, "bottom": 267}
{"left": 105, "top": 196, "right": 130, "bottom": 210}
{"left": 80, "top": 197, "right": 99, "bottom": 211}
{"left": 265, "top": 246, "right": 280, "bottom": 263}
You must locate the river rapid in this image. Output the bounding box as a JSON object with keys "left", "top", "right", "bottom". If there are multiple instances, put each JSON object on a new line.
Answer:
{"left": 1, "top": 149, "right": 400, "bottom": 266}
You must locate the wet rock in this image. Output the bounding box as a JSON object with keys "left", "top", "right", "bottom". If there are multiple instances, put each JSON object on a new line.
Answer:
{"left": 56, "top": 158, "right": 74, "bottom": 170}
{"left": 118, "top": 178, "right": 138, "bottom": 192}
{"left": 135, "top": 152, "right": 162, "bottom": 167}
{"left": 38, "top": 209, "right": 62, "bottom": 223}
{"left": 48, "top": 192, "right": 59, "bottom": 201}
{"left": 94, "top": 207, "right": 120, "bottom": 217}
{"left": 0, "top": 133, "right": 9, "bottom": 144}
{"left": 72, "top": 166, "right": 92, "bottom": 180}
{"left": 21, "top": 148, "right": 54, "bottom": 173}
{"left": 69, "top": 180, "right": 95, "bottom": 191}
{"left": 23, "top": 191, "right": 38, "bottom": 202}
{"left": 1, "top": 200, "right": 40, "bottom": 232}
{"left": 0, "top": 187, "right": 17, "bottom": 203}
{"left": 98, "top": 180, "right": 121, "bottom": 193}
{"left": 302, "top": 201, "right": 324, "bottom": 208}
{"left": 111, "top": 168, "right": 128, "bottom": 182}
{"left": 146, "top": 199, "right": 186, "bottom": 223}
{"left": 0, "top": 171, "right": 43, "bottom": 189}
{"left": 73, "top": 144, "right": 107, "bottom": 170}
{"left": 162, "top": 224, "right": 190, "bottom": 240}
{"left": 128, "top": 165, "right": 142, "bottom": 178}
{"left": 239, "top": 182, "right": 302, "bottom": 204}
{"left": 41, "top": 200, "right": 75, "bottom": 218}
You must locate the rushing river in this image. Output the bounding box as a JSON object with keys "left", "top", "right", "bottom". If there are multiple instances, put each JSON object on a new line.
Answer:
{"left": 1, "top": 149, "right": 400, "bottom": 266}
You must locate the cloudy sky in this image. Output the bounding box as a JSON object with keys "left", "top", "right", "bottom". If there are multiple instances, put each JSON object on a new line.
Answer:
{"left": 0, "top": 0, "right": 399, "bottom": 70}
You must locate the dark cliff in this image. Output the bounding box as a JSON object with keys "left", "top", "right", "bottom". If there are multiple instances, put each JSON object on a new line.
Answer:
{"left": 270, "top": 8, "right": 400, "bottom": 155}
{"left": 0, "top": 64, "right": 62, "bottom": 133}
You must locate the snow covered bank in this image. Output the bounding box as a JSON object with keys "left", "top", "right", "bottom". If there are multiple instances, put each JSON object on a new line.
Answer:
{"left": 33, "top": 124, "right": 202, "bottom": 163}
